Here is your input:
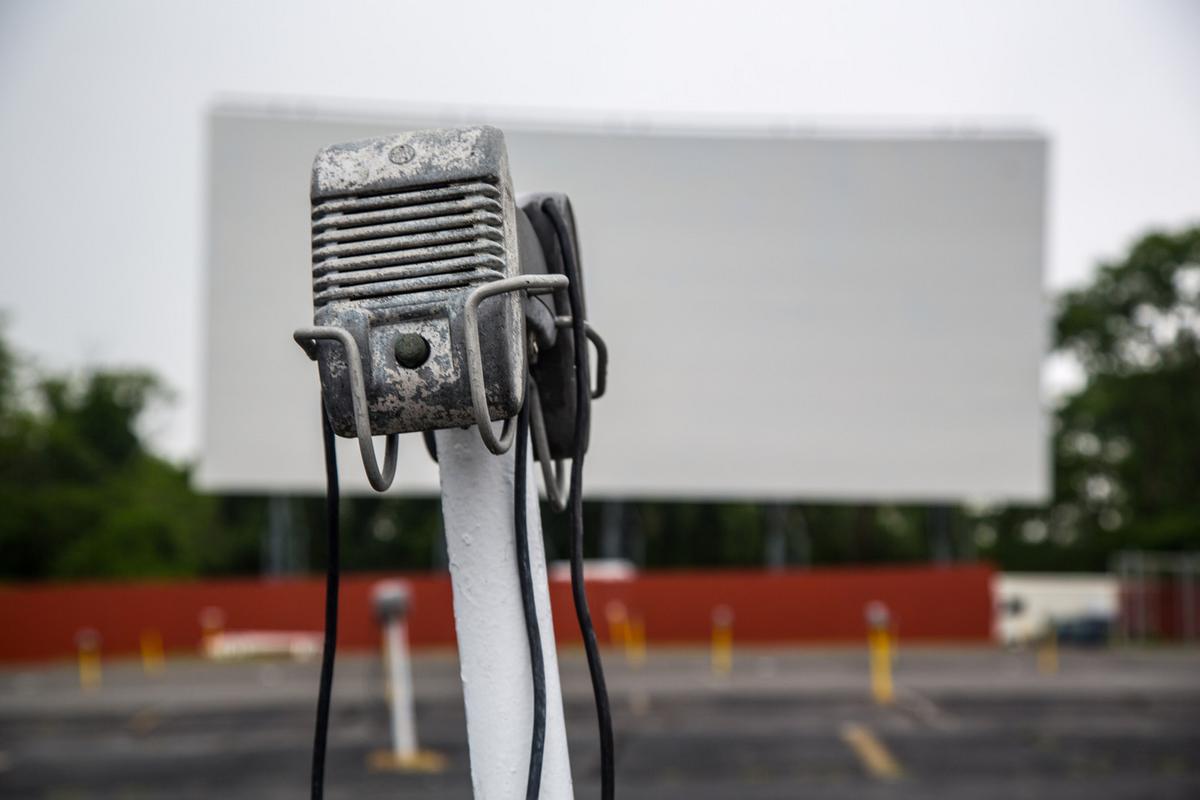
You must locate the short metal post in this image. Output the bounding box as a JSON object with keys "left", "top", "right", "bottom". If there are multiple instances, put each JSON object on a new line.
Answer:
{"left": 140, "top": 629, "right": 165, "bottom": 677}
{"left": 366, "top": 580, "right": 444, "bottom": 773}
{"left": 199, "top": 606, "right": 225, "bottom": 656}
{"left": 435, "top": 425, "right": 574, "bottom": 799}
{"left": 606, "top": 600, "right": 629, "bottom": 649}
{"left": 374, "top": 581, "right": 418, "bottom": 760}
{"left": 711, "top": 605, "right": 734, "bottom": 677}
{"left": 627, "top": 614, "right": 647, "bottom": 668}
{"left": 75, "top": 628, "right": 102, "bottom": 691}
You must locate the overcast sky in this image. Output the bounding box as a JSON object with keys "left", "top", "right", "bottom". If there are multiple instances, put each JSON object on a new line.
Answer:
{"left": 1, "top": 0, "right": 1198, "bottom": 460}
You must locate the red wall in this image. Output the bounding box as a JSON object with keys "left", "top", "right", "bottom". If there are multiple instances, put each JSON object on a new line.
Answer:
{"left": 0, "top": 564, "right": 994, "bottom": 662}
{"left": 1118, "top": 581, "right": 1200, "bottom": 640}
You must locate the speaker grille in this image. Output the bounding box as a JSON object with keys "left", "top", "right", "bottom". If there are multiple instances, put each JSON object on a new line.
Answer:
{"left": 311, "top": 180, "right": 506, "bottom": 307}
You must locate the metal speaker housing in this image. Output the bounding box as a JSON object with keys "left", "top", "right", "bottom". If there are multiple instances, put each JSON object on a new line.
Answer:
{"left": 308, "top": 126, "right": 524, "bottom": 438}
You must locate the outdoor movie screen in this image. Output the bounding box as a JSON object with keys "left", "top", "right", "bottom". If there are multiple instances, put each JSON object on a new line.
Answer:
{"left": 199, "top": 107, "right": 1047, "bottom": 502}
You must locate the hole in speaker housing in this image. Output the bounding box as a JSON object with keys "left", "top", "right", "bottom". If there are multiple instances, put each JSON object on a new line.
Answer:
{"left": 393, "top": 333, "right": 430, "bottom": 368}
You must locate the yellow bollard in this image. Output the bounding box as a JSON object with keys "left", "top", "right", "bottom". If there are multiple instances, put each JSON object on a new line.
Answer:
{"left": 75, "top": 629, "right": 102, "bottom": 692}
{"left": 1037, "top": 628, "right": 1059, "bottom": 676}
{"left": 865, "top": 601, "right": 894, "bottom": 705}
{"left": 627, "top": 615, "right": 647, "bottom": 668}
{"left": 868, "top": 628, "right": 895, "bottom": 704}
{"left": 711, "top": 605, "right": 734, "bottom": 677}
{"left": 140, "top": 629, "right": 166, "bottom": 677}
{"left": 606, "top": 601, "right": 629, "bottom": 651}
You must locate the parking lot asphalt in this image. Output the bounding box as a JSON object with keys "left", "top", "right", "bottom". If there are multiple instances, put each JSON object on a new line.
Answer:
{"left": 1, "top": 647, "right": 1197, "bottom": 799}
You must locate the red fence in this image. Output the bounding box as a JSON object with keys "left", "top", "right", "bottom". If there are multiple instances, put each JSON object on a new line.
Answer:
{"left": 0, "top": 563, "right": 994, "bottom": 662}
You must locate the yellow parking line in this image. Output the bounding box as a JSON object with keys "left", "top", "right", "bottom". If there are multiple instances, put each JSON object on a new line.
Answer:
{"left": 840, "top": 722, "right": 904, "bottom": 780}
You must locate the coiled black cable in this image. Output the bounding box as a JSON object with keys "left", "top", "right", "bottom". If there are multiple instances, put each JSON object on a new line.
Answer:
{"left": 312, "top": 401, "right": 340, "bottom": 800}
{"left": 544, "top": 200, "right": 615, "bottom": 799}
{"left": 515, "top": 382, "right": 547, "bottom": 800}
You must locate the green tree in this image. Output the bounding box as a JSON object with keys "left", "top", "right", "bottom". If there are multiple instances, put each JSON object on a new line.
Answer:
{"left": 0, "top": 342, "right": 225, "bottom": 580}
{"left": 974, "top": 225, "right": 1200, "bottom": 570}
{"left": 0, "top": 326, "right": 444, "bottom": 580}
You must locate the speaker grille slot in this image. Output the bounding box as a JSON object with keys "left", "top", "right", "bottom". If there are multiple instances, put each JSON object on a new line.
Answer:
{"left": 311, "top": 180, "right": 506, "bottom": 307}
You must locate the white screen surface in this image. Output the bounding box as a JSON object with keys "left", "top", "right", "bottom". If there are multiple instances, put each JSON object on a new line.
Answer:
{"left": 199, "top": 108, "right": 1047, "bottom": 502}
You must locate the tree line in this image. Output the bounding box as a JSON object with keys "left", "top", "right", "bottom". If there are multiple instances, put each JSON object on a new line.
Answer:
{"left": 1, "top": 226, "right": 1196, "bottom": 580}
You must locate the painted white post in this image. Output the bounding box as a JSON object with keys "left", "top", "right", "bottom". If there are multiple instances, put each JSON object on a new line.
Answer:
{"left": 435, "top": 425, "right": 574, "bottom": 800}
{"left": 372, "top": 580, "right": 418, "bottom": 760}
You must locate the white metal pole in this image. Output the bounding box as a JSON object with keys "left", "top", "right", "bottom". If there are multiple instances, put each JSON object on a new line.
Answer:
{"left": 384, "top": 616, "right": 418, "bottom": 759}
{"left": 435, "top": 425, "right": 574, "bottom": 800}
